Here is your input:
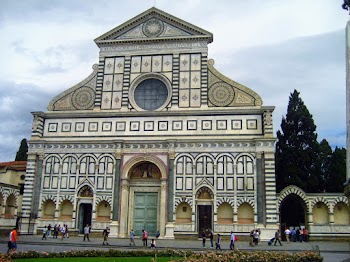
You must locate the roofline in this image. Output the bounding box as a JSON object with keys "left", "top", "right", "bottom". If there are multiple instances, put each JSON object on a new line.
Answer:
{"left": 94, "top": 7, "right": 213, "bottom": 44}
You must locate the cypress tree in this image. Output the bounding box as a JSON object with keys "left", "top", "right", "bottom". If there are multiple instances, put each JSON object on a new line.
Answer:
{"left": 15, "top": 138, "right": 28, "bottom": 161}
{"left": 275, "top": 90, "right": 322, "bottom": 192}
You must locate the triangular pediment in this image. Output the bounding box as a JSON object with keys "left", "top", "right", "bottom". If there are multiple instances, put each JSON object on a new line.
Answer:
{"left": 94, "top": 7, "right": 213, "bottom": 46}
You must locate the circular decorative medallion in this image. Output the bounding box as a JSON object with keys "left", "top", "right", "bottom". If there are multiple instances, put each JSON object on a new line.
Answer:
{"left": 142, "top": 18, "right": 164, "bottom": 37}
{"left": 72, "top": 87, "right": 95, "bottom": 110}
{"left": 208, "top": 82, "right": 235, "bottom": 107}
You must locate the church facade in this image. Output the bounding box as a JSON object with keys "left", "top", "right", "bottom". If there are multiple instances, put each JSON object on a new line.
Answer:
{"left": 20, "top": 8, "right": 349, "bottom": 239}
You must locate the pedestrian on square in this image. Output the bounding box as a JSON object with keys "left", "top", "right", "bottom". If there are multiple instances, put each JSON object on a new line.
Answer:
{"left": 284, "top": 228, "right": 291, "bottom": 243}
{"left": 201, "top": 229, "right": 206, "bottom": 248}
{"left": 60, "top": 225, "right": 66, "bottom": 240}
{"left": 215, "top": 234, "right": 222, "bottom": 251}
{"left": 53, "top": 224, "right": 58, "bottom": 238}
{"left": 83, "top": 224, "right": 90, "bottom": 241}
{"left": 291, "top": 228, "right": 297, "bottom": 242}
{"left": 150, "top": 239, "right": 156, "bottom": 248}
{"left": 249, "top": 229, "right": 254, "bottom": 246}
{"left": 230, "top": 231, "right": 235, "bottom": 250}
{"left": 274, "top": 229, "right": 283, "bottom": 246}
{"left": 142, "top": 229, "right": 148, "bottom": 246}
{"left": 129, "top": 229, "right": 136, "bottom": 246}
{"left": 9, "top": 227, "right": 17, "bottom": 254}
{"left": 65, "top": 225, "right": 69, "bottom": 238}
{"left": 42, "top": 226, "right": 47, "bottom": 240}
{"left": 209, "top": 229, "right": 214, "bottom": 248}
{"left": 47, "top": 224, "right": 52, "bottom": 238}
{"left": 102, "top": 227, "right": 110, "bottom": 245}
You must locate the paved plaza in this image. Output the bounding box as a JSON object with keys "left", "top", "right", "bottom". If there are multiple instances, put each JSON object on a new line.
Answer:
{"left": 0, "top": 235, "right": 349, "bottom": 262}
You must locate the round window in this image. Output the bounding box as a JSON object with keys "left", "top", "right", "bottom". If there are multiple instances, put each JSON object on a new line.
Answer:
{"left": 134, "top": 79, "right": 168, "bottom": 110}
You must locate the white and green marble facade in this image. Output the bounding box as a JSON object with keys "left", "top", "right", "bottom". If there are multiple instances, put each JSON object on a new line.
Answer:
{"left": 20, "top": 7, "right": 348, "bottom": 239}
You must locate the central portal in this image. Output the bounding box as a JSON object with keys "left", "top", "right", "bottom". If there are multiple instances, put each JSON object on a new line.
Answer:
{"left": 197, "top": 205, "right": 212, "bottom": 236}
{"left": 134, "top": 192, "right": 158, "bottom": 236}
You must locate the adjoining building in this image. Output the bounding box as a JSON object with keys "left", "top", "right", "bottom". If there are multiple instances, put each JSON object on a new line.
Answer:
{"left": 18, "top": 8, "right": 349, "bottom": 239}
{"left": 0, "top": 161, "right": 26, "bottom": 233}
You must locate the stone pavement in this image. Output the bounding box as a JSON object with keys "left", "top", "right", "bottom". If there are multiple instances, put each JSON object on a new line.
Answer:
{"left": 1, "top": 234, "right": 349, "bottom": 253}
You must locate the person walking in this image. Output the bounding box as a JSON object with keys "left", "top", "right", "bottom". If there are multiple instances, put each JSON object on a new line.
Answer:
{"left": 47, "top": 224, "right": 52, "bottom": 238}
{"left": 9, "top": 227, "right": 17, "bottom": 254}
{"left": 53, "top": 224, "right": 58, "bottom": 238}
{"left": 129, "top": 229, "right": 136, "bottom": 246}
{"left": 215, "top": 234, "right": 222, "bottom": 251}
{"left": 83, "top": 224, "right": 90, "bottom": 241}
{"left": 209, "top": 229, "right": 214, "bottom": 248}
{"left": 142, "top": 229, "right": 148, "bottom": 247}
{"left": 60, "top": 225, "right": 66, "bottom": 240}
{"left": 274, "top": 229, "right": 283, "bottom": 246}
{"left": 284, "top": 228, "right": 291, "bottom": 243}
{"left": 42, "top": 226, "right": 47, "bottom": 240}
{"left": 102, "top": 227, "right": 110, "bottom": 245}
{"left": 65, "top": 224, "right": 69, "bottom": 238}
{"left": 230, "top": 231, "right": 235, "bottom": 250}
{"left": 201, "top": 229, "right": 206, "bottom": 248}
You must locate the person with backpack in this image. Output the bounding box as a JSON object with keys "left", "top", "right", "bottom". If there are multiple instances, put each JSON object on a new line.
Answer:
{"left": 230, "top": 231, "right": 236, "bottom": 250}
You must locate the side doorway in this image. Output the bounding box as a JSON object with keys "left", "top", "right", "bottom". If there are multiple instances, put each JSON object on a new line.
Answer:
{"left": 78, "top": 203, "right": 92, "bottom": 234}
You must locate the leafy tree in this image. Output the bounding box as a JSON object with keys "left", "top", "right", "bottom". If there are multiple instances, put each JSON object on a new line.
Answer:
{"left": 275, "top": 90, "right": 322, "bottom": 193}
{"left": 324, "top": 147, "right": 347, "bottom": 192}
{"left": 15, "top": 138, "right": 28, "bottom": 161}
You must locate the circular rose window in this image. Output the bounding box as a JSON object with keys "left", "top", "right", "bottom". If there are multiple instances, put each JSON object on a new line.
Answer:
{"left": 134, "top": 79, "right": 168, "bottom": 110}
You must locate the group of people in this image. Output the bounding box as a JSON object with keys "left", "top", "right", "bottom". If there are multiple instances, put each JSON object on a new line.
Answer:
{"left": 201, "top": 229, "right": 237, "bottom": 251}
{"left": 249, "top": 229, "right": 261, "bottom": 246}
{"left": 129, "top": 229, "right": 159, "bottom": 248}
{"left": 284, "top": 227, "right": 308, "bottom": 243}
{"left": 42, "top": 224, "right": 69, "bottom": 240}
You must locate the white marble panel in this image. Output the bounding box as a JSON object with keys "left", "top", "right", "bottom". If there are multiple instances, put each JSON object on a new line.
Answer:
{"left": 226, "top": 177, "right": 234, "bottom": 190}
{"left": 114, "top": 57, "right": 125, "bottom": 74}
{"left": 176, "top": 177, "right": 183, "bottom": 190}
{"left": 190, "top": 89, "right": 201, "bottom": 107}
{"left": 61, "top": 176, "right": 67, "bottom": 189}
{"left": 52, "top": 176, "right": 58, "bottom": 189}
{"left": 247, "top": 177, "right": 254, "bottom": 190}
{"left": 180, "top": 54, "right": 190, "bottom": 71}
{"left": 179, "top": 89, "right": 190, "bottom": 108}
{"left": 113, "top": 74, "right": 123, "bottom": 91}
{"left": 97, "top": 176, "right": 104, "bottom": 189}
{"left": 44, "top": 177, "right": 50, "bottom": 189}
{"left": 191, "top": 71, "right": 201, "bottom": 89}
{"left": 106, "top": 177, "right": 113, "bottom": 189}
{"left": 131, "top": 56, "right": 141, "bottom": 73}
{"left": 191, "top": 54, "right": 201, "bottom": 71}
{"left": 103, "top": 75, "right": 114, "bottom": 91}
{"left": 111, "top": 92, "right": 122, "bottom": 109}
{"left": 104, "top": 58, "right": 115, "bottom": 74}
{"left": 217, "top": 177, "right": 224, "bottom": 190}
{"left": 101, "top": 92, "right": 112, "bottom": 109}
{"left": 179, "top": 72, "right": 190, "bottom": 89}
{"left": 162, "top": 55, "right": 173, "bottom": 72}
{"left": 141, "top": 56, "right": 152, "bottom": 73}
{"left": 185, "top": 177, "right": 192, "bottom": 190}
{"left": 69, "top": 177, "right": 76, "bottom": 189}
{"left": 152, "top": 55, "right": 162, "bottom": 72}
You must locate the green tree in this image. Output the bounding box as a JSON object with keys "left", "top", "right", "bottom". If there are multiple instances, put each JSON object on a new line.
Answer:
{"left": 324, "top": 147, "right": 346, "bottom": 192}
{"left": 319, "top": 139, "right": 332, "bottom": 190}
{"left": 275, "top": 90, "right": 322, "bottom": 192}
{"left": 15, "top": 138, "right": 28, "bottom": 161}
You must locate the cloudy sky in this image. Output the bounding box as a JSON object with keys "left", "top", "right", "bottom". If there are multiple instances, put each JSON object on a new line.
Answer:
{"left": 0, "top": 0, "right": 348, "bottom": 162}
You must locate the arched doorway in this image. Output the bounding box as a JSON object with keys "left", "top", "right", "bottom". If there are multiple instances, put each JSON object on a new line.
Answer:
{"left": 77, "top": 185, "right": 93, "bottom": 234}
{"left": 280, "top": 194, "right": 307, "bottom": 240}
{"left": 196, "top": 186, "right": 213, "bottom": 236}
